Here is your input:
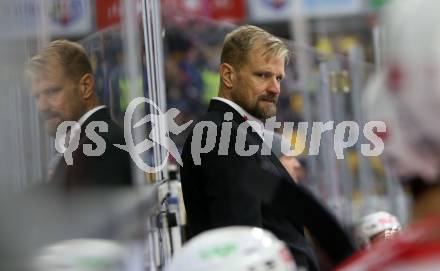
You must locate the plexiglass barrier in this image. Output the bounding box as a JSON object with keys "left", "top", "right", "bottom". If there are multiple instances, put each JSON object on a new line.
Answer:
{"left": 0, "top": 1, "right": 161, "bottom": 270}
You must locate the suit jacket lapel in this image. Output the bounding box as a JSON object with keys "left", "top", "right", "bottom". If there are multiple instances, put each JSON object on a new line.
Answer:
{"left": 208, "top": 99, "right": 246, "bottom": 124}
{"left": 252, "top": 130, "right": 295, "bottom": 183}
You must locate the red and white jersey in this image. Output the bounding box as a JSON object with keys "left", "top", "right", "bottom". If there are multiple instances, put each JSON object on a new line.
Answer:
{"left": 337, "top": 216, "right": 440, "bottom": 271}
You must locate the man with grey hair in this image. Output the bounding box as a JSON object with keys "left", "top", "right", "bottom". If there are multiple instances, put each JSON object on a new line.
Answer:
{"left": 181, "top": 25, "right": 322, "bottom": 270}
{"left": 27, "top": 40, "right": 132, "bottom": 188}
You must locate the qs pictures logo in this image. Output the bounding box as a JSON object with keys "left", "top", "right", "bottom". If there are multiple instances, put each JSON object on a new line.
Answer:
{"left": 114, "top": 97, "right": 192, "bottom": 173}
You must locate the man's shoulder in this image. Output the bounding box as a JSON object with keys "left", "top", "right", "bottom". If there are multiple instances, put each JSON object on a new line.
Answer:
{"left": 83, "top": 108, "right": 125, "bottom": 144}
{"left": 190, "top": 106, "right": 246, "bottom": 131}
{"left": 183, "top": 109, "right": 243, "bottom": 146}
{"left": 197, "top": 110, "right": 229, "bottom": 124}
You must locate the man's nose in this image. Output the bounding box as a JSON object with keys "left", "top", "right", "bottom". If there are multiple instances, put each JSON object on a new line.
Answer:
{"left": 35, "top": 96, "right": 50, "bottom": 113}
{"left": 267, "top": 78, "right": 281, "bottom": 95}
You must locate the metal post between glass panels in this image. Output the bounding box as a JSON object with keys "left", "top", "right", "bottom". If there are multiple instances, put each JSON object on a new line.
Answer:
{"left": 289, "top": 0, "right": 320, "bottom": 193}
{"left": 141, "top": 0, "right": 169, "bottom": 182}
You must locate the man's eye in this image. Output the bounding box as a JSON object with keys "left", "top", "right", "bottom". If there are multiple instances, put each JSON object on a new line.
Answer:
{"left": 257, "top": 73, "right": 268, "bottom": 78}
{"left": 276, "top": 76, "right": 283, "bottom": 82}
{"left": 46, "top": 88, "right": 59, "bottom": 96}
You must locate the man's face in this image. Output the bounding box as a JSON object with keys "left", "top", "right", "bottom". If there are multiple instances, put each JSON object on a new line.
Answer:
{"left": 231, "top": 48, "right": 285, "bottom": 119}
{"left": 30, "top": 61, "right": 86, "bottom": 137}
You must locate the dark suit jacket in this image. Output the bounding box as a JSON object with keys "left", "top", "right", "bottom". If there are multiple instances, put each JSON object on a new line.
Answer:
{"left": 181, "top": 99, "right": 322, "bottom": 269}
{"left": 50, "top": 107, "right": 132, "bottom": 188}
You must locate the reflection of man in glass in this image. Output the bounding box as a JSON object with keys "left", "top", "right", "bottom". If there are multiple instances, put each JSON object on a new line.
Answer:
{"left": 26, "top": 40, "right": 132, "bottom": 187}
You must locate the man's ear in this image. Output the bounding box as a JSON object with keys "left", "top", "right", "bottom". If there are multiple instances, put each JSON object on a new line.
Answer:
{"left": 79, "top": 73, "right": 94, "bottom": 99}
{"left": 219, "top": 63, "right": 236, "bottom": 88}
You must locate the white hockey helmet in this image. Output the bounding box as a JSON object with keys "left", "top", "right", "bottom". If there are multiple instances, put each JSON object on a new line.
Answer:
{"left": 356, "top": 211, "right": 401, "bottom": 247}
{"left": 166, "top": 226, "right": 297, "bottom": 271}
{"left": 364, "top": 0, "right": 440, "bottom": 182}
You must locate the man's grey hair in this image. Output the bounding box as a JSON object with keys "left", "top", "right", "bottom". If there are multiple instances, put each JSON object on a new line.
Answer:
{"left": 220, "top": 25, "right": 290, "bottom": 69}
